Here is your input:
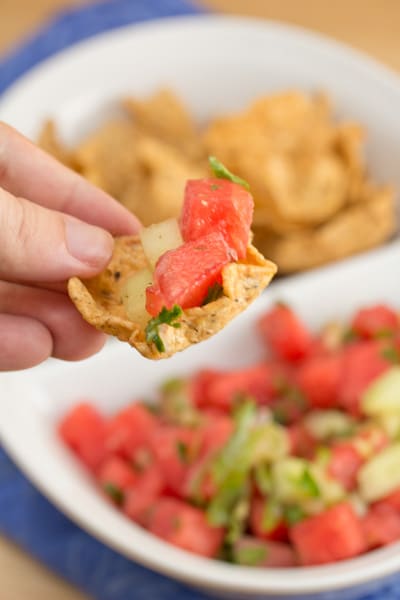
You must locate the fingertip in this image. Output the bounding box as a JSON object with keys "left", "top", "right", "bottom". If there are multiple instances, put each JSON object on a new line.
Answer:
{"left": 0, "top": 315, "right": 52, "bottom": 371}
{"left": 54, "top": 328, "right": 108, "bottom": 362}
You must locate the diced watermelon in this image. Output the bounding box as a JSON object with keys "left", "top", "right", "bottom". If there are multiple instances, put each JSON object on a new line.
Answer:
{"left": 296, "top": 355, "right": 342, "bottom": 409}
{"left": 259, "top": 304, "right": 312, "bottom": 363}
{"left": 146, "top": 231, "right": 233, "bottom": 316}
{"left": 191, "top": 369, "right": 221, "bottom": 409}
{"left": 288, "top": 423, "right": 317, "bottom": 459}
{"left": 148, "top": 425, "right": 201, "bottom": 496}
{"left": 194, "top": 363, "right": 279, "bottom": 411}
{"left": 250, "top": 497, "right": 288, "bottom": 542}
{"left": 147, "top": 497, "right": 224, "bottom": 557}
{"left": 352, "top": 305, "right": 399, "bottom": 340}
{"left": 327, "top": 443, "right": 363, "bottom": 491}
{"left": 338, "top": 341, "right": 390, "bottom": 416}
{"left": 123, "top": 464, "right": 165, "bottom": 525}
{"left": 181, "top": 178, "right": 253, "bottom": 260}
{"left": 105, "top": 403, "right": 157, "bottom": 460}
{"left": 181, "top": 415, "right": 234, "bottom": 502}
{"left": 327, "top": 426, "right": 388, "bottom": 490}
{"left": 362, "top": 504, "right": 400, "bottom": 549}
{"left": 97, "top": 456, "right": 137, "bottom": 492}
{"left": 200, "top": 415, "right": 234, "bottom": 457}
{"left": 59, "top": 402, "right": 106, "bottom": 471}
{"left": 374, "top": 487, "right": 400, "bottom": 513}
{"left": 270, "top": 389, "right": 307, "bottom": 426}
{"left": 290, "top": 502, "right": 366, "bottom": 566}
{"left": 234, "top": 536, "right": 297, "bottom": 567}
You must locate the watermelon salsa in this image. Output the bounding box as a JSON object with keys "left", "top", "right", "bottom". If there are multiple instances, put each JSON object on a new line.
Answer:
{"left": 59, "top": 302, "right": 400, "bottom": 567}
{"left": 122, "top": 157, "right": 255, "bottom": 349}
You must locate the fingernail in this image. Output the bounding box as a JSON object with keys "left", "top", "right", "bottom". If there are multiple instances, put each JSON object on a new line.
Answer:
{"left": 65, "top": 218, "right": 113, "bottom": 267}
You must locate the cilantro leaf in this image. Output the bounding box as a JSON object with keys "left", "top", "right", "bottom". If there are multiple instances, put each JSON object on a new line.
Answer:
{"left": 284, "top": 505, "right": 305, "bottom": 525}
{"left": 234, "top": 543, "right": 268, "bottom": 566}
{"left": 176, "top": 440, "right": 189, "bottom": 463}
{"left": 103, "top": 483, "right": 124, "bottom": 505}
{"left": 202, "top": 282, "right": 224, "bottom": 305}
{"left": 208, "top": 156, "right": 250, "bottom": 190}
{"left": 145, "top": 305, "right": 182, "bottom": 352}
{"left": 343, "top": 328, "right": 358, "bottom": 344}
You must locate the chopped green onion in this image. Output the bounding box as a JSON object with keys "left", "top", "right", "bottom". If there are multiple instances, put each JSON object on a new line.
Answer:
{"left": 297, "top": 467, "right": 320, "bottom": 498}
{"left": 254, "top": 464, "right": 273, "bottom": 495}
{"left": 208, "top": 156, "right": 250, "bottom": 190}
{"left": 261, "top": 499, "right": 282, "bottom": 533}
{"left": 207, "top": 470, "right": 248, "bottom": 526}
{"left": 225, "top": 486, "right": 251, "bottom": 544}
{"left": 206, "top": 400, "right": 257, "bottom": 526}
{"left": 145, "top": 305, "right": 182, "bottom": 352}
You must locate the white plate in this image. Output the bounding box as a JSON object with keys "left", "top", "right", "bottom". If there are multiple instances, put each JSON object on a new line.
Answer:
{"left": 1, "top": 15, "right": 400, "bottom": 598}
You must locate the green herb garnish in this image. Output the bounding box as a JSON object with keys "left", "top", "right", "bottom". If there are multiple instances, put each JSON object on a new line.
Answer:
{"left": 343, "top": 328, "right": 358, "bottom": 344}
{"left": 297, "top": 467, "right": 320, "bottom": 498}
{"left": 261, "top": 499, "right": 282, "bottom": 533}
{"left": 202, "top": 282, "right": 224, "bottom": 305}
{"left": 234, "top": 543, "right": 267, "bottom": 566}
{"left": 284, "top": 505, "right": 305, "bottom": 525}
{"left": 375, "top": 328, "right": 395, "bottom": 340}
{"left": 209, "top": 156, "right": 250, "bottom": 190}
{"left": 176, "top": 440, "right": 189, "bottom": 463}
{"left": 254, "top": 464, "right": 272, "bottom": 495}
{"left": 145, "top": 305, "right": 182, "bottom": 352}
{"left": 315, "top": 446, "right": 332, "bottom": 467}
{"left": 381, "top": 346, "right": 400, "bottom": 364}
{"left": 103, "top": 483, "right": 124, "bottom": 505}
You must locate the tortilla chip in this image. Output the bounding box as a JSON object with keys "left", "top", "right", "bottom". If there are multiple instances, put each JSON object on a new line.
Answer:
{"left": 68, "top": 237, "right": 277, "bottom": 359}
{"left": 73, "top": 120, "right": 139, "bottom": 198}
{"left": 254, "top": 186, "right": 395, "bottom": 273}
{"left": 123, "top": 89, "right": 203, "bottom": 159}
{"left": 37, "top": 120, "right": 76, "bottom": 169}
{"left": 119, "top": 136, "right": 204, "bottom": 226}
{"left": 203, "top": 91, "right": 370, "bottom": 234}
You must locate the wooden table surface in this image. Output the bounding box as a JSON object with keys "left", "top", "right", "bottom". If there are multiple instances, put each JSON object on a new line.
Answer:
{"left": 1, "top": 1, "right": 400, "bottom": 598}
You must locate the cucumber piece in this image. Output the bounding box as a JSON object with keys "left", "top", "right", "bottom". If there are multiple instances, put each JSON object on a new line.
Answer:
{"left": 358, "top": 442, "right": 400, "bottom": 502}
{"left": 121, "top": 268, "right": 153, "bottom": 326}
{"left": 305, "top": 410, "right": 355, "bottom": 441}
{"left": 140, "top": 218, "right": 183, "bottom": 269}
{"left": 362, "top": 367, "right": 400, "bottom": 416}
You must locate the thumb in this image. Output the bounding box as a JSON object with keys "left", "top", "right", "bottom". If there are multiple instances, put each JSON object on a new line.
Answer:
{"left": 0, "top": 188, "right": 114, "bottom": 283}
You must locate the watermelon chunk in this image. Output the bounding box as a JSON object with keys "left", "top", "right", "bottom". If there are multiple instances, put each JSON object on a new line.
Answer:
{"left": 146, "top": 231, "right": 233, "bottom": 316}
{"left": 181, "top": 178, "right": 253, "bottom": 259}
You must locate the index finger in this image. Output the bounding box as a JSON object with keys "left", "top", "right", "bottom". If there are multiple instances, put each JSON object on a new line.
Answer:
{"left": 0, "top": 122, "right": 141, "bottom": 235}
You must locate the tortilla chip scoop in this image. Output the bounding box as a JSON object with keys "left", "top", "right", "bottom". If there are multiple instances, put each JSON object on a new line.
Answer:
{"left": 68, "top": 235, "right": 277, "bottom": 360}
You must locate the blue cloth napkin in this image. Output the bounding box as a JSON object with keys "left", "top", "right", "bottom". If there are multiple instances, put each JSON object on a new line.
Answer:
{"left": 0, "top": 0, "right": 203, "bottom": 94}
{"left": 0, "top": 1, "right": 398, "bottom": 598}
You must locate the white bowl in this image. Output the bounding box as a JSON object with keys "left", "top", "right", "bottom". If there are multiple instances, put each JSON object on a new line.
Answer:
{"left": 1, "top": 241, "right": 400, "bottom": 599}
{"left": 1, "top": 15, "right": 400, "bottom": 599}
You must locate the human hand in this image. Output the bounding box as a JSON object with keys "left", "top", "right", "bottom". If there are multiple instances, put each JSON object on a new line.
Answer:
{"left": 0, "top": 122, "right": 141, "bottom": 371}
